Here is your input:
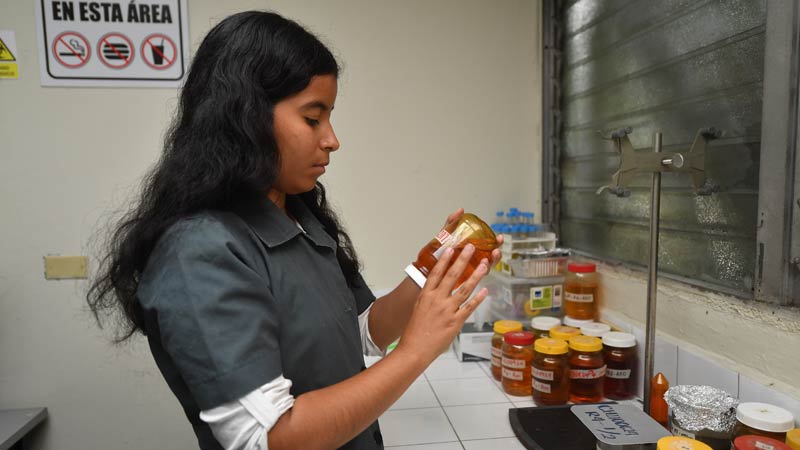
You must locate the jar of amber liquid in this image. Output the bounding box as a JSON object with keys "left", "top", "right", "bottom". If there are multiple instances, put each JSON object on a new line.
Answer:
{"left": 501, "top": 331, "right": 534, "bottom": 396}
{"left": 602, "top": 332, "right": 637, "bottom": 400}
{"left": 549, "top": 325, "right": 581, "bottom": 343}
{"left": 564, "top": 262, "right": 598, "bottom": 320}
{"left": 568, "top": 335, "right": 605, "bottom": 403}
{"left": 733, "top": 403, "right": 795, "bottom": 442}
{"left": 530, "top": 316, "right": 561, "bottom": 339}
{"left": 532, "top": 338, "right": 570, "bottom": 405}
{"left": 491, "top": 320, "right": 522, "bottom": 381}
{"left": 405, "top": 213, "right": 498, "bottom": 288}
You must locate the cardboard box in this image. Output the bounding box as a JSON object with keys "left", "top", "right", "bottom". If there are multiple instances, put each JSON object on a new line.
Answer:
{"left": 452, "top": 322, "right": 494, "bottom": 362}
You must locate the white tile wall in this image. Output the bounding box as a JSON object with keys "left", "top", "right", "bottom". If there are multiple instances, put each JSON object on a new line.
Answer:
{"left": 676, "top": 347, "right": 739, "bottom": 397}
{"left": 632, "top": 326, "right": 678, "bottom": 399}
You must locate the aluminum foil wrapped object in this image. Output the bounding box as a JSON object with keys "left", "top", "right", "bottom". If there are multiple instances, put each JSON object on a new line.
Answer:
{"left": 664, "top": 385, "right": 739, "bottom": 433}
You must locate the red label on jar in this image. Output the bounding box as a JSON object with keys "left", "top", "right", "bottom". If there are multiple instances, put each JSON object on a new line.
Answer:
{"left": 502, "top": 367, "right": 523, "bottom": 381}
{"left": 569, "top": 365, "right": 606, "bottom": 380}
{"left": 435, "top": 229, "right": 451, "bottom": 245}
{"left": 502, "top": 357, "right": 526, "bottom": 369}
{"left": 606, "top": 368, "right": 631, "bottom": 379}
{"left": 533, "top": 379, "right": 551, "bottom": 393}
{"left": 532, "top": 367, "right": 554, "bottom": 381}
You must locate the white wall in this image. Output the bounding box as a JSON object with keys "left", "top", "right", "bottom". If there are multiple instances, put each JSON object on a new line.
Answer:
{"left": 0, "top": 1, "right": 541, "bottom": 449}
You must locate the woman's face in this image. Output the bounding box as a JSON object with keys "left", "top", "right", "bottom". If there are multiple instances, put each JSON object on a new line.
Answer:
{"left": 271, "top": 74, "right": 340, "bottom": 197}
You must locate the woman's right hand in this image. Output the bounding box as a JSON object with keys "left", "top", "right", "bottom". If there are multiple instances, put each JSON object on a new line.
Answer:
{"left": 396, "top": 243, "right": 490, "bottom": 364}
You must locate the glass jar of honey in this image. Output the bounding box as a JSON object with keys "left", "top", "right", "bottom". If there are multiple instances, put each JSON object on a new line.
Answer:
{"left": 733, "top": 403, "right": 795, "bottom": 442}
{"left": 564, "top": 262, "right": 598, "bottom": 320}
{"left": 530, "top": 316, "right": 561, "bottom": 339}
{"left": 501, "top": 331, "right": 535, "bottom": 397}
{"left": 549, "top": 325, "right": 581, "bottom": 342}
{"left": 602, "top": 331, "right": 636, "bottom": 400}
{"left": 568, "top": 335, "right": 605, "bottom": 403}
{"left": 405, "top": 213, "right": 498, "bottom": 288}
{"left": 491, "top": 320, "right": 522, "bottom": 381}
{"left": 532, "top": 338, "right": 570, "bottom": 405}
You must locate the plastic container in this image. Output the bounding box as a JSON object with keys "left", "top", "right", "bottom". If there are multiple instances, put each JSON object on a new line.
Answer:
{"left": 563, "top": 316, "right": 594, "bottom": 329}
{"left": 564, "top": 262, "right": 598, "bottom": 320}
{"left": 734, "top": 403, "right": 795, "bottom": 442}
{"left": 788, "top": 429, "right": 800, "bottom": 450}
{"left": 501, "top": 331, "right": 535, "bottom": 396}
{"left": 498, "top": 232, "right": 558, "bottom": 277}
{"left": 602, "top": 332, "right": 636, "bottom": 400}
{"left": 483, "top": 271, "right": 564, "bottom": 321}
{"left": 568, "top": 335, "right": 605, "bottom": 403}
{"left": 405, "top": 213, "right": 498, "bottom": 288}
{"left": 581, "top": 322, "right": 612, "bottom": 337}
{"left": 530, "top": 316, "right": 561, "bottom": 339}
{"left": 656, "top": 436, "right": 713, "bottom": 450}
{"left": 733, "top": 435, "right": 792, "bottom": 450}
{"left": 506, "top": 248, "right": 569, "bottom": 278}
{"left": 532, "top": 338, "right": 570, "bottom": 405}
{"left": 490, "top": 320, "right": 522, "bottom": 381}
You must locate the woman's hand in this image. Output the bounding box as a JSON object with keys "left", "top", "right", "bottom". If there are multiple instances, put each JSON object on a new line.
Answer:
{"left": 443, "top": 208, "right": 504, "bottom": 268}
{"left": 395, "top": 242, "right": 491, "bottom": 364}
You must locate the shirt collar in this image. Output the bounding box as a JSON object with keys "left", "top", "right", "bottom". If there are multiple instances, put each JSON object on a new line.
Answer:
{"left": 232, "top": 195, "right": 337, "bottom": 249}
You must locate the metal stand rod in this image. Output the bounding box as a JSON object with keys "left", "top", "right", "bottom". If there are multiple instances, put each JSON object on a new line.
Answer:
{"left": 642, "top": 132, "right": 662, "bottom": 414}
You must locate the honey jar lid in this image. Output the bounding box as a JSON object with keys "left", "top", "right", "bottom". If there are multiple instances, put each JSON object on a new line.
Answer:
{"left": 493, "top": 320, "right": 523, "bottom": 335}
{"left": 530, "top": 316, "right": 561, "bottom": 331}
{"left": 534, "top": 337, "right": 569, "bottom": 355}
{"left": 657, "top": 436, "right": 713, "bottom": 450}
{"left": 563, "top": 316, "right": 594, "bottom": 328}
{"left": 733, "top": 435, "right": 793, "bottom": 450}
{"left": 580, "top": 322, "right": 611, "bottom": 337}
{"left": 568, "top": 261, "right": 596, "bottom": 273}
{"left": 549, "top": 325, "right": 580, "bottom": 341}
{"left": 736, "top": 402, "right": 795, "bottom": 433}
{"left": 569, "top": 335, "right": 603, "bottom": 352}
{"left": 503, "top": 331, "right": 534, "bottom": 346}
{"left": 602, "top": 331, "right": 636, "bottom": 348}
{"left": 787, "top": 428, "right": 800, "bottom": 450}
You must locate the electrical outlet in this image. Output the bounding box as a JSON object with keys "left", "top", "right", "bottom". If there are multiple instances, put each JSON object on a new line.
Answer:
{"left": 44, "top": 255, "right": 88, "bottom": 279}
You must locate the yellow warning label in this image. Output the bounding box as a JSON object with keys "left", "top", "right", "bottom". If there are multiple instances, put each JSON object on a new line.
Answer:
{"left": 0, "top": 37, "right": 15, "bottom": 61}
{"left": 0, "top": 63, "right": 18, "bottom": 79}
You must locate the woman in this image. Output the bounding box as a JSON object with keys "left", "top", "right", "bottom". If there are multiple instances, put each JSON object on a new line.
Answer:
{"left": 88, "top": 10, "right": 500, "bottom": 450}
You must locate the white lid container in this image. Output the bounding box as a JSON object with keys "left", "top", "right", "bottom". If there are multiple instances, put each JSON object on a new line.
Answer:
{"left": 530, "top": 316, "right": 561, "bottom": 332}
{"left": 563, "top": 316, "right": 594, "bottom": 328}
{"left": 602, "top": 332, "right": 637, "bottom": 348}
{"left": 736, "top": 402, "right": 795, "bottom": 433}
{"left": 581, "top": 322, "right": 611, "bottom": 337}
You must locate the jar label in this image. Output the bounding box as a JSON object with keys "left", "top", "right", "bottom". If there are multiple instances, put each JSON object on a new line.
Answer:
{"left": 565, "top": 291, "right": 594, "bottom": 303}
{"left": 606, "top": 368, "right": 631, "bottom": 379}
{"left": 491, "top": 347, "right": 502, "bottom": 358}
{"left": 569, "top": 365, "right": 606, "bottom": 380}
{"left": 533, "top": 379, "right": 551, "bottom": 393}
{"left": 532, "top": 367, "right": 554, "bottom": 381}
{"left": 432, "top": 230, "right": 454, "bottom": 260}
{"left": 502, "top": 367, "right": 523, "bottom": 381}
{"left": 754, "top": 443, "right": 775, "bottom": 450}
{"left": 491, "top": 356, "right": 501, "bottom": 367}
{"left": 670, "top": 422, "right": 696, "bottom": 440}
{"left": 529, "top": 284, "right": 563, "bottom": 310}
{"left": 502, "top": 357, "right": 526, "bottom": 369}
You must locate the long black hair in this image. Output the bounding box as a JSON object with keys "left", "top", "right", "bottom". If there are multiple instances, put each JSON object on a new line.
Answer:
{"left": 87, "top": 11, "right": 361, "bottom": 341}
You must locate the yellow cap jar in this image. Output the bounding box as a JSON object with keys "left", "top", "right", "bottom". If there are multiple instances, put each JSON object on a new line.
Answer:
{"left": 490, "top": 320, "right": 522, "bottom": 381}
{"left": 787, "top": 428, "right": 800, "bottom": 450}
{"left": 657, "top": 436, "right": 713, "bottom": 450}
{"left": 532, "top": 338, "right": 569, "bottom": 406}
{"left": 549, "top": 325, "right": 580, "bottom": 342}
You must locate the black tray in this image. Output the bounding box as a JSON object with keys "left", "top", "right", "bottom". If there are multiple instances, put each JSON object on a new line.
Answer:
{"left": 509, "top": 403, "right": 616, "bottom": 450}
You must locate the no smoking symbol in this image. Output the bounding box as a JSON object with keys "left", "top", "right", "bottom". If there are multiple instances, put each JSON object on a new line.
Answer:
{"left": 52, "top": 31, "right": 90, "bottom": 68}
{"left": 141, "top": 34, "right": 176, "bottom": 70}
{"left": 98, "top": 32, "right": 134, "bottom": 69}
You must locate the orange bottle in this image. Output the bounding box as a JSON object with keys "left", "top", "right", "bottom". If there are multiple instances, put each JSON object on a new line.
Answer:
{"left": 650, "top": 372, "right": 670, "bottom": 429}
{"left": 405, "top": 213, "right": 498, "bottom": 287}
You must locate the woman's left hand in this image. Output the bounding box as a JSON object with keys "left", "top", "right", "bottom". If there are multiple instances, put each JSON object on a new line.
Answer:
{"left": 443, "top": 208, "right": 504, "bottom": 267}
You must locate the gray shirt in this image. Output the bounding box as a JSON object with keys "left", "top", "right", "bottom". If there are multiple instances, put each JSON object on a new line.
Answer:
{"left": 136, "top": 195, "right": 383, "bottom": 450}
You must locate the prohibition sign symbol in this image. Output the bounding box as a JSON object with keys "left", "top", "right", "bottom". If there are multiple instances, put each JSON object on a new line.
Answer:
{"left": 98, "top": 32, "right": 134, "bottom": 69}
{"left": 52, "top": 31, "right": 90, "bottom": 68}
{"left": 141, "top": 34, "right": 177, "bottom": 70}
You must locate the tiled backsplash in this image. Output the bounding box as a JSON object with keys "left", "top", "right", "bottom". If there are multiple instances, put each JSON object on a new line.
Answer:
{"left": 601, "top": 312, "right": 800, "bottom": 422}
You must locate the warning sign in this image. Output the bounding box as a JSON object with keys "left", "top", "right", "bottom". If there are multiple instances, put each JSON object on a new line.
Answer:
{"left": 35, "top": 0, "right": 188, "bottom": 87}
{"left": 0, "top": 30, "right": 19, "bottom": 79}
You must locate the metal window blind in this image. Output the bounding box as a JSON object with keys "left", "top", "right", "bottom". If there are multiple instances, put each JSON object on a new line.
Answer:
{"left": 559, "top": 0, "right": 765, "bottom": 295}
